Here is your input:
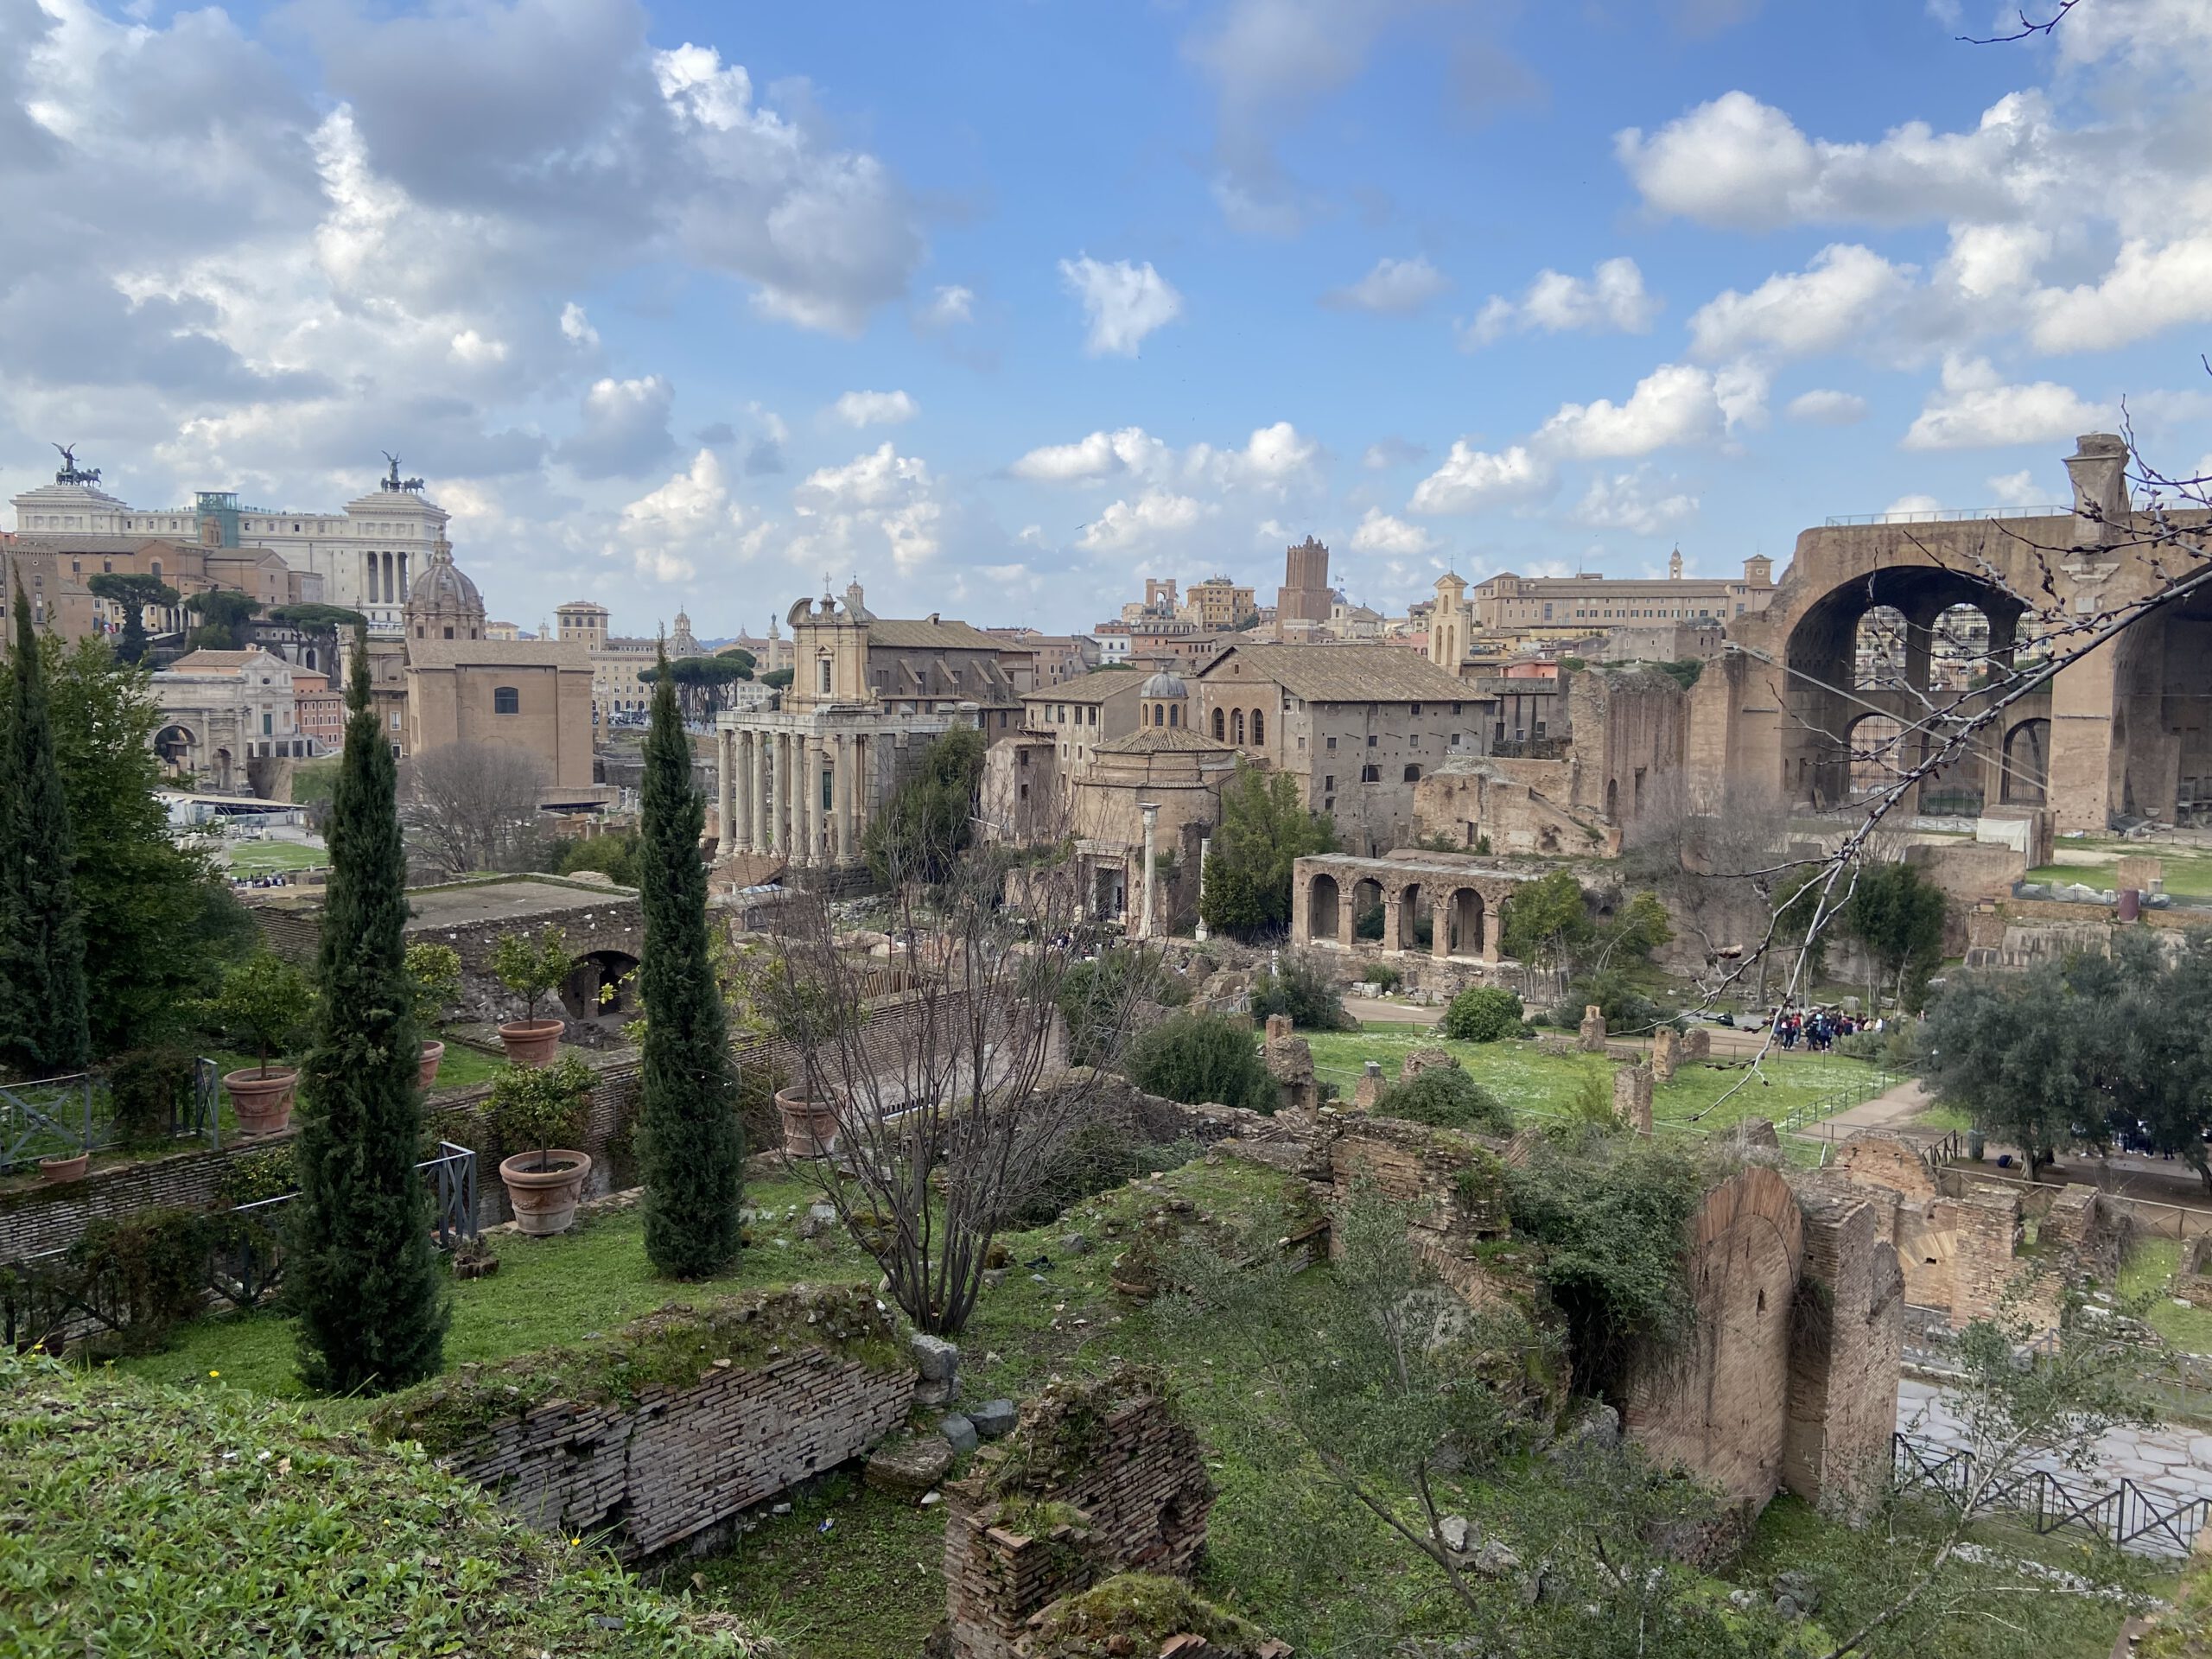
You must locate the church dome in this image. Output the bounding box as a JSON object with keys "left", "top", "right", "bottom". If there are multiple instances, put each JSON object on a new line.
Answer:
{"left": 407, "top": 537, "right": 482, "bottom": 615}
{"left": 1139, "top": 669, "right": 1187, "bottom": 699}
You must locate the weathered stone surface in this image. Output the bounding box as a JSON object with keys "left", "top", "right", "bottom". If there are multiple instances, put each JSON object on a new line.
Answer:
{"left": 1400, "top": 1047, "right": 1457, "bottom": 1081}
{"left": 911, "top": 1333, "right": 960, "bottom": 1382}
{"left": 1577, "top": 1005, "right": 1608, "bottom": 1053}
{"left": 1611, "top": 1064, "right": 1653, "bottom": 1135}
{"left": 940, "top": 1414, "right": 980, "bottom": 1456}
{"left": 1651, "top": 1026, "right": 1680, "bottom": 1083}
{"left": 866, "top": 1432, "right": 953, "bottom": 1496}
{"left": 1354, "top": 1059, "right": 1385, "bottom": 1111}
{"left": 969, "top": 1398, "right": 1018, "bottom": 1439}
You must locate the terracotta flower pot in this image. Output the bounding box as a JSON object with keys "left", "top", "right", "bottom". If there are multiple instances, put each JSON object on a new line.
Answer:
{"left": 499, "top": 1149, "right": 592, "bottom": 1236}
{"left": 775, "top": 1085, "right": 842, "bottom": 1158}
{"left": 418, "top": 1039, "right": 446, "bottom": 1089}
{"left": 225, "top": 1066, "right": 298, "bottom": 1138}
{"left": 497, "top": 1019, "right": 563, "bottom": 1068}
{"left": 38, "top": 1150, "right": 89, "bottom": 1184}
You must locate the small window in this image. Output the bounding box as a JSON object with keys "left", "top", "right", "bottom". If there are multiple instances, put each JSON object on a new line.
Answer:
{"left": 1212, "top": 708, "right": 1226, "bottom": 741}
{"left": 1451, "top": 701, "right": 1461, "bottom": 715}
{"left": 443, "top": 626, "right": 454, "bottom": 639}
{"left": 493, "top": 686, "right": 520, "bottom": 715}
{"left": 1361, "top": 765, "right": 1380, "bottom": 783}
{"left": 1169, "top": 703, "right": 1180, "bottom": 727}
{"left": 1403, "top": 764, "right": 1421, "bottom": 782}
{"left": 1326, "top": 734, "right": 1337, "bottom": 752}
{"left": 1252, "top": 709, "right": 1264, "bottom": 745}
{"left": 1366, "top": 734, "right": 1377, "bottom": 747}
{"left": 1410, "top": 702, "right": 1421, "bottom": 716}
{"left": 1232, "top": 710, "right": 1245, "bottom": 744}
{"left": 1323, "top": 775, "right": 1334, "bottom": 792}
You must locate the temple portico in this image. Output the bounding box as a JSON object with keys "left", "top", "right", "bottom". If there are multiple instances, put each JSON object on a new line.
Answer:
{"left": 714, "top": 706, "right": 963, "bottom": 869}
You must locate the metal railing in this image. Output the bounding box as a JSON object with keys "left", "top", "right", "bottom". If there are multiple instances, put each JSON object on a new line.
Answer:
{"left": 1892, "top": 1432, "right": 2209, "bottom": 1556}
{"left": 1824, "top": 505, "right": 2068, "bottom": 526}
{"left": 1777, "top": 1068, "right": 1904, "bottom": 1137}
{"left": 2, "top": 1141, "right": 478, "bottom": 1352}
{"left": 0, "top": 1059, "right": 223, "bottom": 1174}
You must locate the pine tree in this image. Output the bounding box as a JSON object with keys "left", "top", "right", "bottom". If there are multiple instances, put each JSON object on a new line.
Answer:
{"left": 0, "top": 584, "right": 90, "bottom": 1073}
{"left": 637, "top": 644, "right": 743, "bottom": 1277}
{"left": 289, "top": 629, "right": 448, "bottom": 1392}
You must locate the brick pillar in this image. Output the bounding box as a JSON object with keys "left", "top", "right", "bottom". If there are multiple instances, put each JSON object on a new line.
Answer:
{"left": 1339, "top": 885, "right": 1357, "bottom": 950}
{"left": 1382, "top": 889, "right": 1402, "bottom": 955}
{"left": 1432, "top": 891, "right": 1451, "bottom": 961}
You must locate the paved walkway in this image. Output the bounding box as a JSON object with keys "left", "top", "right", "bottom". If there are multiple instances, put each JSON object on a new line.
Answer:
{"left": 1343, "top": 995, "right": 1440, "bottom": 1026}
{"left": 1897, "top": 1377, "right": 2212, "bottom": 1550}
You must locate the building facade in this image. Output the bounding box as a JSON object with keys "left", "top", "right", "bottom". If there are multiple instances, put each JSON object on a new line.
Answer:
{"left": 1469, "top": 552, "right": 1776, "bottom": 635}
{"left": 149, "top": 648, "right": 310, "bottom": 788}
{"left": 1275, "top": 535, "right": 1334, "bottom": 627}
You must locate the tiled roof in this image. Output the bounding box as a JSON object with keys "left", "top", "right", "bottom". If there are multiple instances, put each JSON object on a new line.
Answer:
{"left": 1094, "top": 724, "right": 1232, "bottom": 754}
{"left": 1197, "top": 644, "right": 1470, "bottom": 702}
{"left": 404, "top": 638, "right": 588, "bottom": 669}
{"left": 866, "top": 617, "right": 1004, "bottom": 652}
{"left": 1021, "top": 670, "right": 1141, "bottom": 705}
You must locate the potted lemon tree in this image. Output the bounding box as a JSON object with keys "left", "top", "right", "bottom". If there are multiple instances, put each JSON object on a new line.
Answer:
{"left": 490, "top": 925, "right": 571, "bottom": 1067}
{"left": 210, "top": 951, "right": 315, "bottom": 1137}
{"left": 404, "top": 943, "right": 463, "bottom": 1087}
{"left": 487, "top": 1053, "right": 594, "bottom": 1235}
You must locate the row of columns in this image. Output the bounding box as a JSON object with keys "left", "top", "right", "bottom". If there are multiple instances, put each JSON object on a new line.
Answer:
{"left": 1319, "top": 880, "right": 1502, "bottom": 964}
{"left": 716, "top": 727, "right": 874, "bottom": 867}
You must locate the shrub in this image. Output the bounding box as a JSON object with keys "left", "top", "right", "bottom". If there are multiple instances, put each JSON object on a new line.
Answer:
{"left": 1058, "top": 947, "right": 1187, "bottom": 1068}
{"left": 1370, "top": 1065, "right": 1515, "bottom": 1135}
{"left": 69, "top": 1208, "right": 214, "bottom": 1353}
{"left": 1442, "top": 985, "right": 1523, "bottom": 1043}
{"left": 486, "top": 1053, "right": 594, "bottom": 1170}
{"left": 491, "top": 925, "right": 572, "bottom": 1025}
{"left": 107, "top": 1046, "right": 193, "bottom": 1142}
{"left": 404, "top": 942, "right": 462, "bottom": 1027}
{"left": 1125, "top": 1010, "right": 1277, "bottom": 1113}
{"left": 205, "top": 951, "right": 313, "bottom": 1076}
{"left": 1004, "top": 1124, "right": 1205, "bottom": 1229}
{"left": 1361, "top": 963, "right": 1403, "bottom": 994}
{"left": 1248, "top": 951, "right": 1352, "bottom": 1032}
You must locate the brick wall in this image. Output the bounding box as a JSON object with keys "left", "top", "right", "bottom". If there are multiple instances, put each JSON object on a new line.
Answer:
{"left": 1624, "top": 1166, "right": 1804, "bottom": 1508}
{"left": 1326, "top": 1115, "right": 1509, "bottom": 1306}
{"left": 944, "top": 1367, "right": 1215, "bottom": 1659}
{"left": 374, "top": 1287, "right": 913, "bottom": 1562}
{"left": 1784, "top": 1189, "right": 1904, "bottom": 1522}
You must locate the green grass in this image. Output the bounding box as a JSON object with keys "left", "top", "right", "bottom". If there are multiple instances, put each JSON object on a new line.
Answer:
{"left": 221, "top": 838, "right": 329, "bottom": 874}
{"left": 2027, "top": 838, "right": 2212, "bottom": 902}
{"left": 1302, "top": 1024, "right": 1885, "bottom": 1134}
{"left": 1, "top": 1351, "right": 763, "bottom": 1657}
{"left": 422, "top": 1037, "right": 508, "bottom": 1092}
{"left": 2119, "top": 1238, "right": 2212, "bottom": 1355}
{"left": 112, "top": 1175, "right": 875, "bottom": 1411}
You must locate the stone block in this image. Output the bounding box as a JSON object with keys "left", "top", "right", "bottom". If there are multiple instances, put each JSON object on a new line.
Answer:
{"left": 1651, "top": 1026, "right": 1680, "bottom": 1083}
{"left": 1399, "top": 1046, "right": 1457, "bottom": 1081}
{"left": 1354, "top": 1060, "right": 1384, "bottom": 1110}
{"left": 2117, "top": 855, "right": 2163, "bottom": 892}
{"left": 1612, "top": 1064, "right": 1653, "bottom": 1135}
{"left": 940, "top": 1414, "right": 980, "bottom": 1456}
{"left": 910, "top": 1333, "right": 960, "bottom": 1382}
{"left": 1577, "top": 1005, "right": 1608, "bottom": 1053}
{"left": 1264, "top": 1013, "right": 1294, "bottom": 1041}
{"left": 1680, "top": 1026, "right": 1711, "bottom": 1062}
{"left": 969, "top": 1398, "right": 1018, "bottom": 1440}
{"left": 866, "top": 1432, "right": 953, "bottom": 1496}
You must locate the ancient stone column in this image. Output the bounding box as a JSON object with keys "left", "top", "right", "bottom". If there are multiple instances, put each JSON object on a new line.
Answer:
{"left": 1431, "top": 892, "right": 1451, "bottom": 962}
{"left": 773, "top": 732, "right": 791, "bottom": 855}
{"left": 1652, "top": 1025, "right": 1680, "bottom": 1084}
{"left": 716, "top": 729, "right": 736, "bottom": 859}
{"left": 736, "top": 732, "right": 756, "bottom": 852}
{"left": 1193, "top": 835, "right": 1211, "bottom": 942}
{"left": 1354, "top": 1059, "right": 1384, "bottom": 1110}
{"left": 834, "top": 733, "right": 855, "bottom": 864}
{"left": 1137, "top": 802, "right": 1160, "bottom": 939}
{"left": 749, "top": 730, "right": 767, "bottom": 854}
{"left": 1613, "top": 1064, "right": 1654, "bottom": 1135}
{"left": 1577, "top": 1004, "right": 1608, "bottom": 1053}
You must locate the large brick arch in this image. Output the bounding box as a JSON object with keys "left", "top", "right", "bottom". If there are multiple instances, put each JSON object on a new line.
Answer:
{"left": 1624, "top": 1165, "right": 1805, "bottom": 1507}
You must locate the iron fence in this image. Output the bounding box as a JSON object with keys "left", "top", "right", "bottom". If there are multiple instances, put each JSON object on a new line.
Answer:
{"left": 0, "top": 1058, "right": 224, "bottom": 1174}
{"left": 1891, "top": 1432, "right": 2209, "bottom": 1557}
{"left": 2, "top": 1141, "right": 479, "bottom": 1352}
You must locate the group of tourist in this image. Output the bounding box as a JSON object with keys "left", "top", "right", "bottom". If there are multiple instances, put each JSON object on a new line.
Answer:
{"left": 1769, "top": 1006, "right": 1872, "bottom": 1052}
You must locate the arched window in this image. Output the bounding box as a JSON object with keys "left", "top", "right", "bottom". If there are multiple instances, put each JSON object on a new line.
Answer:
{"left": 1170, "top": 703, "right": 1180, "bottom": 727}
{"left": 1251, "top": 709, "right": 1264, "bottom": 745}
{"left": 1212, "top": 707, "right": 1226, "bottom": 740}
{"left": 1232, "top": 710, "right": 1245, "bottom": 744}
{"left": 493, "top": 686, "right": 520, "bottom": 715}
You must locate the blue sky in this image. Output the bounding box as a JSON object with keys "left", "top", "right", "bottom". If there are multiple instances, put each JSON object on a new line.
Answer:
{"left": 8, "top": 0, "right": 2212, "bottom": 637}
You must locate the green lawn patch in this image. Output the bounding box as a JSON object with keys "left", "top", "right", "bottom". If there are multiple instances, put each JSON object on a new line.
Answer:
{"left": 2119, "top": 1239, "right": 2212, "bottom": 1355}
{"left": 221, "top": 838, "right": 330, "bottom": 874}
{"left": 111, "top": 1175, "right": 876, "bottom": 1409}
{"left": 0, "top": 1351, "right": 765, "bottom": 1657}
{"left": 1302, "top": 1025, "right": 1882, "bottom": 1133}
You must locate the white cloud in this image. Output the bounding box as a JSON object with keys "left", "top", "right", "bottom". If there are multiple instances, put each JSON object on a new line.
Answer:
{"left": 1009, "top": 422, "right": 1319, "bottom": 493}
{"left": 1570, "top": 469, "right": 1700, "bottom": 536}
{"left": 1882, "top": 493, "right": 1945, "bottom": 518}
{"left": 1363, "top": 437, "right": 1427, "bottom": 471}
{"left": 1010, "top": 427, "right": 1173, "bottom": 483}
{"left": 1535, "top": 363, "right": 1741, "bottom": 459}
{"left": 1903, "top": 355, "right": 2110, "bottom": 450}
{"left": 1786, "top": 389, "right": 1871, "bottom": 426}
{"left": 1464, "top": 257, "right": 1658, "bottom": 347}
{"left": 1348, "top": 507, "right": 1438, "bottom": 555}
{"left": 1407, "top": 442, "right": 1554, "bottom": 514}
{"left": 1323, "top": 255, "right": 1449, "bottom": 315}
{"left": 790, "top": 442, "right": 943, "bottom": 572}
{"left": 558, "top": 302, "right": 599, "bottom": 348}
{"left": 2028, "top": 233, "right": 2212, "bottom": 353}
{"left": 1688, "top": 245, "right": 1916, "bottom": 361}
{"left": 1615, "top": 89, "right": 2059, "bottom": 231}
{"left": 612, "top": 448, "right": 762, "bottom": 582}
{"left": 1058, "top": 255, "right": 1184, "bottom": 356}
{"left": 831, "top": 388, "right": 918, "bottom": 428}
{"left": 559, "top": 375, "right": 676, "bottom": 479}
{"left": 1986, "top": 469, "right": 2046, "bottom": 508}
{"left": 448, "top": 328, "right": 509, "bottom": 365}
{"left": 1079, "top": 489, "right": 1208, "bottom": 550}
{"left": 922, "top": 284, "right": 974, "bottom": 327}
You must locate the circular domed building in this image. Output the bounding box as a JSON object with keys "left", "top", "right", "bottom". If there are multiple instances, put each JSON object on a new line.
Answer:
{"left": 404, "top": 534, "right": 485, "bottom": 643}
{"left": 1140, "top": 668, "right": 1187, "bottom": 728}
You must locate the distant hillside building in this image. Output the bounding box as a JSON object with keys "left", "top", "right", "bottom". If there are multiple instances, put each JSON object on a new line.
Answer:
{"left": 1466, "top": 552, "right": 1776, "bottom": 636}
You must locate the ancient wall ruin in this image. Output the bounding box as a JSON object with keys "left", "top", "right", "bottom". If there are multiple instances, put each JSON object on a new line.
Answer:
{"left": 1784, "top": 1189, "right": 1905, "bottom": 1521}
{"left": 943, "top": 1367, "right": 1222, "bottom": 1659}
{"left": 369, "top": 1287, "right": 912, "bottom": 1561}
{"left": 1623, "top": 1166, "right": 1805, "bottom": 1507}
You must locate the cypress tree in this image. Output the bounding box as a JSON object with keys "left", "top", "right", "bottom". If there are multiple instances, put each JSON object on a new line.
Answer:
{"left": 637, "top": 643, "right": 743, "bottom": 1277}
{"left": 289, "top": 628, "right": 448, "bottom": 1392}
{"left": 0, "top": 582, "right": 90, "bottom": 1074}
